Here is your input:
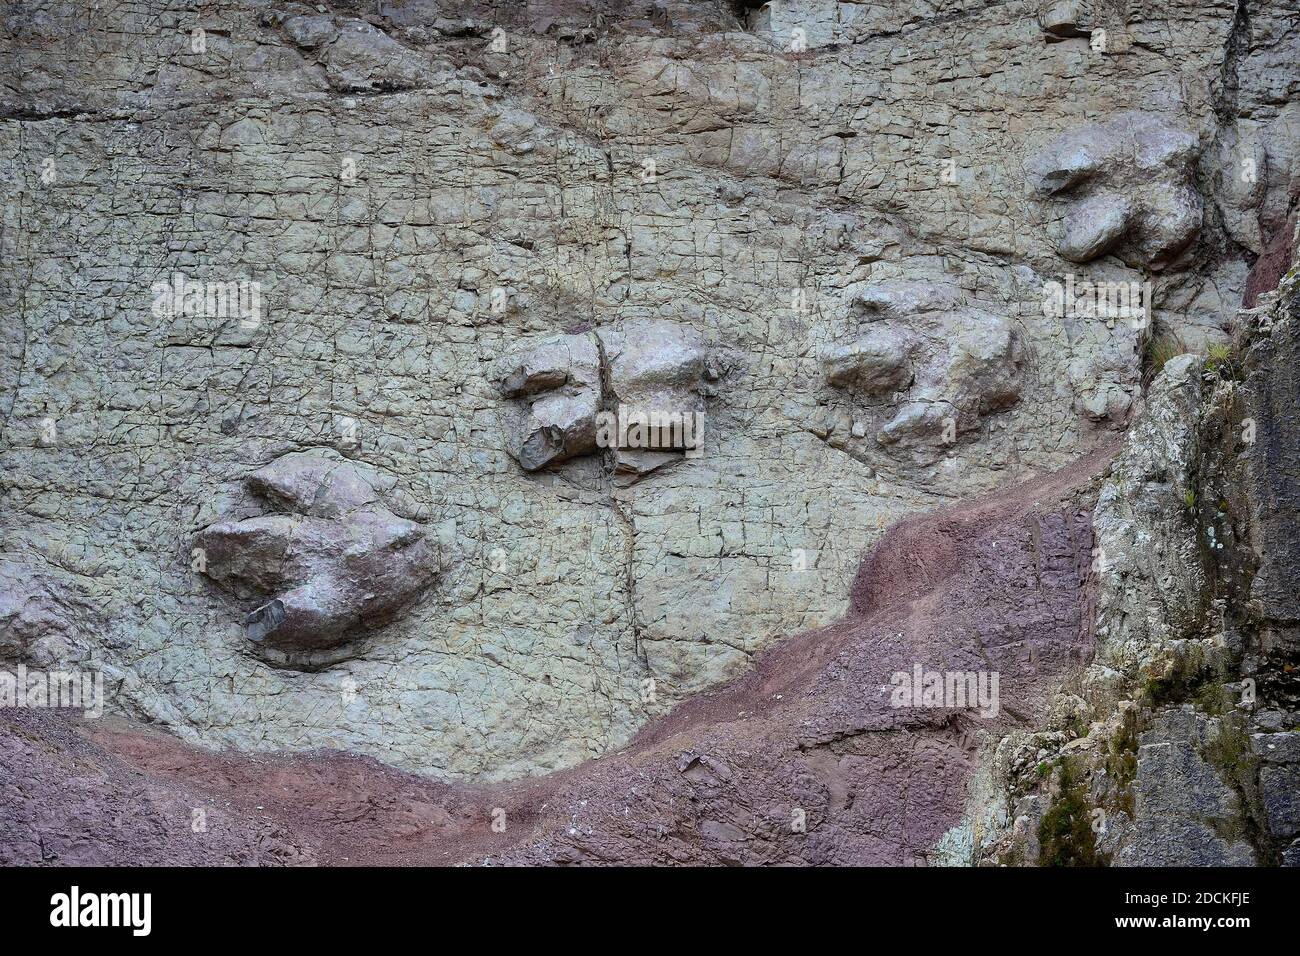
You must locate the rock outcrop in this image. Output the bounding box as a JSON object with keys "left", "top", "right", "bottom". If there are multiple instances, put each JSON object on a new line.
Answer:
{"left": 1026, "top": 113, "right": 1204, "bottom": 270}
{"left": 0, "top": 0, "right": 1297, "bottom": 835}
{"left": 822, "top": 281, "right": 1026, "bottom": 460}
{"left": 597, "top": 319, "right": 710, "bottom": 478}
{"left": 195, "top": 450, "right": 438, "bottom": 666}
{"left": 2, "top": 448, "right": 1104, "bottom": 866}
{"left": 496, "top": 320, "right": 709, "bottom": 478}
{"left": 496, "top": 333, "right": 602, "bottom": 471}
{"left": 956, "top": 223, "right": 1300, "bottom": 867}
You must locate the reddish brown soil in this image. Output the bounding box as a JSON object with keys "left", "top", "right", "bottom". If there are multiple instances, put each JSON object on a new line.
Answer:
{"left": 1244, "top": 209, "right": 1298, "bottom": 308}
{"left": 1, "top": 446, "right": 1114, "bottom": 866}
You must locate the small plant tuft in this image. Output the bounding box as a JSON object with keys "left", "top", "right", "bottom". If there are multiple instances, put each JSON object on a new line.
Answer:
{"left": 1038, "top": 758, "right": 1107, "bottom": 866}
{"left": 1205, "top": 342, "right": 1239, "bottom": 379}
{"left": 1141, "top": 327, "right": 1188, "bottom": 385}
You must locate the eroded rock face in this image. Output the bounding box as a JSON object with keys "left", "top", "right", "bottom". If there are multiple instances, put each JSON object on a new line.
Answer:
{"left": 1, "top": 0, "right": 1297, "bottom": 784}
{"left": 0, "top": 710, "right": 316, "bottom": 866}
{"left": 28, "top": 452, "right": 1097, "bottom": 867}
{"left": 1026, "top": 112, "right": 1203, "bottom": 270}
{"left": 482, "top": 459, "right": 1099, "bottom": 865}
{"left": 263, "top": 6, "right": 436, "bottom": 94}
{"left": 822, "top": 331, "right": 912, "bottom": 395}
{"left": 496, "top": 333, "right": 602, "bottom": 471}
{"left": 1119, "top": 708, "right": 1255, "bottom": 866}
{"left": 195, "top": 451, "right": 437, "bottom": 664}
{"left": 0, "top": 559, "right": 95, "bottom": 668}
{"left": 496, "top": 320, "right": 709, "bottom": 479}
{"left": 822, "top": 281, "right": 1026, "bottom": 459}
{"left": 957, "top": 233, "right": 1300, "bottom": 868}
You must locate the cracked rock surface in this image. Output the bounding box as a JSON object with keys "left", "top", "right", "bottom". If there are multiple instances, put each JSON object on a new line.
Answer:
{"left": 1026, "top": 112, "right": 1204, "bottom": 269}
{"left": 959, "top": 224, "right": 1300, "bottom": 867}
{"left": 1, "top": 0, "right": 1298, "bottom": 794}
{"left": 194, "top": 450, "right": 438, "bottom": 666}
{"left": 496, "top": 332, "right": 602, "bottom": 471}
{"left": 0, "top": 450, "right": 1102, "bottom": 865}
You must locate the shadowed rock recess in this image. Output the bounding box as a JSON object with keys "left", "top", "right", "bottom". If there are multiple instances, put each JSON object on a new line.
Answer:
{"left": 1, "top": 0, "right": 1299, "bottom": 866}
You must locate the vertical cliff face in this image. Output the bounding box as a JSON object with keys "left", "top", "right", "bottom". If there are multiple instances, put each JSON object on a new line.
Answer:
{"left": 0, "top": 0, "right": 1298, "bottom": 862}
{"left": 2, "top": 240, "right": 1298, "bottom": 867}
{"left": 965, "top": 224, "right": 1300, "bottom": 867}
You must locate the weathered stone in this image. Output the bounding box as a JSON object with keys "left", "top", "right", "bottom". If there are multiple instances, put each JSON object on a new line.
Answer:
{"left": 0, "top": 560, "right": 93, "bottom": 668}
{"left": 1116, "top": 710, "right": 1255, "bottom": 866}
{"left": 877, "top": 399, "right": 952, "bottom": 446}
{"left": 948, "top": 313, "right": 1027, "bottom": 415}
{"left": 597, "top": 319, "right": 708, "bottom": 474}
{"left": 497, "top": 336, "right": 589, "bottom": 399}
{"left": 1038, "top": 0, "right": 1094, "bottom": 38}
{"left": 495, "top": 333, "right": 601, "bottom": 471}
{"left": 961, "top": 227, "right": 1300, "bottom": 867}
{"left": 0, "top": 0, "right": 1295, "bottom": 790}
{"left": 821, "top": 333, "right": 912, "bottom": 395}
{"left": 513, "top": 391, "right": 601, "bottom": 471}
{"left": 1262, "top": 764, "right": 1300, "bottom": 842}
{"left": 850, "top": 281, "right": 960, "bottom": 321}
{"left": 1285, "top": 840, "right": 1300, "bottom": 867}
{"left": 195, "top": 450, "right": 437, "bottom": 661}
{"left": 1054, "top": 193, "right": 1133, "bottom": 263}
{"left": 279, "top": 14, "right": 435, "bottom": 93}
{"left": 598, "top": 319, "right": 707, "bottom": 424}
{"left": 246, "top": 450, "right": 394, "bottom": 518}
{"left": 1027, "top": 112, "right": 1204, "bottom": 270}
{"left": 824, "top": 281, "right": 1024, "bottom": 459}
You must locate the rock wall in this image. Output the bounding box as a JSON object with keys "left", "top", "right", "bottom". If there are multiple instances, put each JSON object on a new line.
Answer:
{"left": 963, "top": 221, "right": 1300, "bottom": 866}
{"left": 1, "top": 0, "right": 1298, "bottom": 783}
